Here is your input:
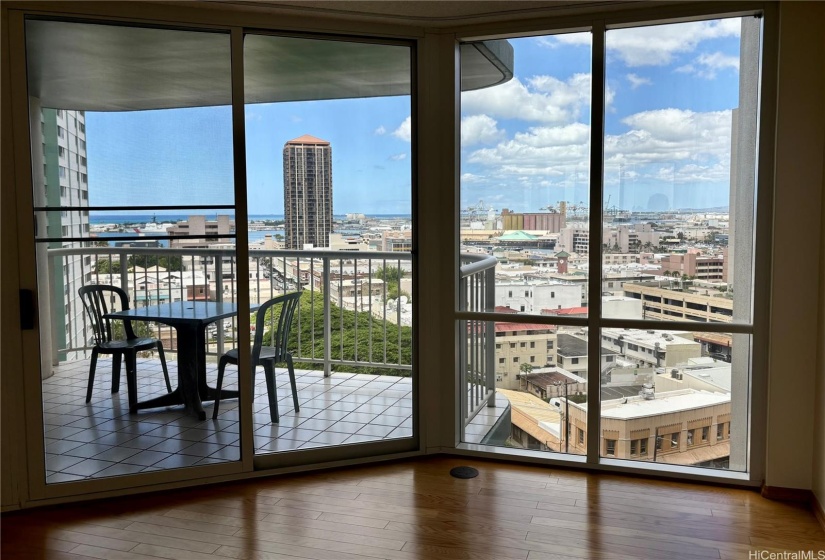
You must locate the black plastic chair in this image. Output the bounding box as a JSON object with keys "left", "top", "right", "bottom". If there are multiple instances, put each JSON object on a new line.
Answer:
{"left": 78, "top": 285, "right": 172, "bottom": 408}
{"left": 213, "top": 291, "right": 302, "bottom": 422}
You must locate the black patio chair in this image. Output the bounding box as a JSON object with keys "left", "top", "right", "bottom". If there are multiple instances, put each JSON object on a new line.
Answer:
{"left": 212, "top": 291, "right": 302, "bottom": 422}
{"left": 78, "top": 285, "right": 172, "bottom": 408}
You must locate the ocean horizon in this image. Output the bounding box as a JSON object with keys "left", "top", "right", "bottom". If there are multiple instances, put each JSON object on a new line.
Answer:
{"left": 90, "top": 213, "right": 411, "bottom": 224}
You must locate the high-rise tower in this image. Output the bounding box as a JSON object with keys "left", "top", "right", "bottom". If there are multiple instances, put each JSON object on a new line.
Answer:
{"left": 283, "top": 135, "right": 332, "bottom": 250}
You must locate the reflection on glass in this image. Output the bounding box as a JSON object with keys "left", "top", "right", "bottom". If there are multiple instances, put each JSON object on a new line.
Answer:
{"left": 243, "top": 35, "right": 414, "bottom": 455}
{"left": 460, "top": 320, "right": 587, "bottom": 455}
{"left": 460, "top": 33, "right": 592, "bottom": 318}
{"left": 599, "top": 328, "right": 742, "bottom": 470}
{"left": 602, "top": 17, "right": 759, "bottom": 324}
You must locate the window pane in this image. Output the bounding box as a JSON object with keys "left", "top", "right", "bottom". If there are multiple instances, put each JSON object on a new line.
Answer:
{"left": 602, "top": 17, "right": 759, "bottom": 325}
{"left": 460, "top": 32, "right": 592, "bottom": 317}
{"left": 459, "top": 319, "right": 587, "bottom": 456}
{"left": 599, "top": 328, "right": 747, "bottom": 471}
{"left": 26, "top": 20, "right": 238, "bottom": 484}
{"left": 243, "top": 35, "right": 414, "bottom": 455}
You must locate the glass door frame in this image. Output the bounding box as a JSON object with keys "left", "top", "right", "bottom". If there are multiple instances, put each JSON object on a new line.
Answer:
{"left": 8, "top": 7, "right": 420, "bottom": 503}
{"left": 452, "top": 1, "right": 778, "bottom": 486}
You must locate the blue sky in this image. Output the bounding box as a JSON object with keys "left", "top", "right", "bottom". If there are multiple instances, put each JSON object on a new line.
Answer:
{"left": 461, "top": 18, "right": 744, "bottom": 214}
{"left": 87, "top": 18, "right": 744, "bottom": 215}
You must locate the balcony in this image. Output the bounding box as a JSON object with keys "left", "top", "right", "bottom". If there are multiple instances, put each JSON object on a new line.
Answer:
{"left": 41, "top": 246, "right": 507, "bottom": 481}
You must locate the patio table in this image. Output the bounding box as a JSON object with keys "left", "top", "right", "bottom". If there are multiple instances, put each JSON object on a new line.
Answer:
{"left": 105, "top": 301, "right": 258, "bottom": 420}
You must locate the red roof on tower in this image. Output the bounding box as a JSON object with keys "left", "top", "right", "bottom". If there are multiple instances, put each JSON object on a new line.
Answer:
{"left": 286, "top": 134, "right": 330, "bottom": 145}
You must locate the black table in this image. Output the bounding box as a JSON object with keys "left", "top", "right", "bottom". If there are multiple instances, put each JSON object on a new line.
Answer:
{"left": 106, "top": 301, "right": 258, "bottom": 420}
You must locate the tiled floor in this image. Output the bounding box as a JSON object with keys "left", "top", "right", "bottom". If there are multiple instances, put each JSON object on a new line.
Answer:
{"left": 42, "top": 356, "right": 508, "bottom": 483}
{"left": 41, "top": 356, "right": 416, "bottom": 482}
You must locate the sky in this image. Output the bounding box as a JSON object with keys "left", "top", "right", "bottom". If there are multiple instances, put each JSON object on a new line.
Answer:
{"left": 86, "top": 17, "right": 746, "bottom": 215}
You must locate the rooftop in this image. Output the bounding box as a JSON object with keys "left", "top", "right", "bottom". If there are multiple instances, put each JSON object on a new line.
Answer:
{"left": 602, "top": 328, "right": 698, "bottom": 349}
{"left": 597, "top": 389, "right": 730, "bottom": 420}
{"left": 286, "top": 134, "right": 330, "bottom": 145}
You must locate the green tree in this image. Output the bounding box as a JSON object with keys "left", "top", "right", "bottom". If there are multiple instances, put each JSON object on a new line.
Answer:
{"left": 95, "top": 259, "right": 120, "bottom": 274}
{"left": 374, "top": 265, "right": 409, "bottom": 302}
{"left": 519, "top": 363, "right": 533, "bottom": 375}
{"left": 261, "top": 290, "right": 412, "bottom": 376}
{"left": 127, "top": 254, "right": 183, "bottom": 271}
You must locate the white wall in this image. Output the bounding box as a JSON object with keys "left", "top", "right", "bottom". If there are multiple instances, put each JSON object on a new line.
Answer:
{"left": 766, "top": 1, "right": 825, "bottom": 491}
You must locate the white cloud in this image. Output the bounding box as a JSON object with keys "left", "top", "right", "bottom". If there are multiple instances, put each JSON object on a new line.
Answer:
{"left": 290, "top": 115, "right": 302, "bottom": 123}
{"left": 392, "top": 116, "right": 411, "bottom": 142}
{"left": 677, "top": 51, "right": 740, "bottom": 79}
{"left": 627, "top": 73, "right": 652, "bottom": 89}
{"left": 461, "top": 115, "right": 505, "bottom": 146}
{"left": 374, "top": 125, "right": 386, "bottom": 135}
{"left": 462, "top": 74, "right": 595, "bottom": 125}
{"left": 389, "top": 153, "right": 407, "bottom": 161}
{"left": 462, "top": 108, "right": 733, "bottom": 191}
{"left": 547, "top": 19, "right": 740, "bottom": 66}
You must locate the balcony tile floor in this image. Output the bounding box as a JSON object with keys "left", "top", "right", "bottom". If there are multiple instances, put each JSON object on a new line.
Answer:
{"left": 41, "top": 357, "right": 417, "bottom": 482}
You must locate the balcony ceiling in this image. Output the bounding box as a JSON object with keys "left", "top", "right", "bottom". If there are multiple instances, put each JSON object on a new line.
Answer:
{"left": 25, "top": 19, "right": 512, "bottom": 111}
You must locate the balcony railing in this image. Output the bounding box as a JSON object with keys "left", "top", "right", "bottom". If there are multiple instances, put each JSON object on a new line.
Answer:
{"left": 459, "top": 253, "right": 498, "bottom": 425}
{"left": 46, "top": 245, "right": 500, "bottom": 430}
{"left": 47, "top": 246, "right": 413, "bottom": 376}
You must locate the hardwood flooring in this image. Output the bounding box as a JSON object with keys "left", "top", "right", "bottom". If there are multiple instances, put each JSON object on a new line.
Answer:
{"left": 3, "top": 456, "right": 824, "bottom": 559}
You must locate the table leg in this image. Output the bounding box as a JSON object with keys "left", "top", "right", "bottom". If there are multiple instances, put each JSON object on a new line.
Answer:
{"left": 133, "top": 324, "right": 206, "bottom": 421}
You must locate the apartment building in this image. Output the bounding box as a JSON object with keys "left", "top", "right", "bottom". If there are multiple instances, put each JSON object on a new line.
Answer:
{"left": 283, "top": 135, "right": 333, "bottom": 250}
{"left": 493, "top": 323, "right": 557, "bottom": 389}
{"left": 167, "top": 215, "right": 234, "bottom": 249}
{"left": 33, "top": 108, "right": 89, "bottom": 362}
{"left": 600, "top": 328, "right": 702, "bottom": 368}
{"left": 660, "top": 252, "right": 727, "bottom": 281}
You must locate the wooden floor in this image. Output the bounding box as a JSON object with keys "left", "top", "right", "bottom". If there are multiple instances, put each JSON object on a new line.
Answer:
{"left": 3, "top": 456, "right": 824, "bottom": 560}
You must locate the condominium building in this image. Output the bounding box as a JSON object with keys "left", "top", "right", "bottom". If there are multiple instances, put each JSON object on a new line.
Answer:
{"left": 660, "top": 252, "right": 727, "bottom": 281}
{"left": 35, "top": 108, "right": 90, "bottom": 362}
{"left": 283, "top": 134, "right": 333, "bottom": 250}
{"left": 493, "top": 323, "right": 558, "bottom": 389}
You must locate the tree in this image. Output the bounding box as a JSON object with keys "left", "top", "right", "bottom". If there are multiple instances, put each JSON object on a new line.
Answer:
{"left": 127, "top": 254, "right": 182, "bottom": 271}
{"left": 519, "top": 363, "right": 533, "bottom": 375}
{"left": 261, "top": 290, "right": 412, "bottom": 376}
{"left": 95, "top": 259, "right": 120, "bottom": 274}
{"left": 374, "top": 265, "right": 409, "bottom": 302}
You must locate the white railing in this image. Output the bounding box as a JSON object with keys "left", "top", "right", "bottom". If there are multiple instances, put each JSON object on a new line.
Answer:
{"left": 47, "top": 246, "right": 413, "bottom": 376}
{"left": 459, "top": 253, "right": 498, "bottom": 424}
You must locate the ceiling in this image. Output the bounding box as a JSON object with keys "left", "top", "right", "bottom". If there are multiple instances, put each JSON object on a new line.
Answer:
{"left": 213, "top": 0, "right": 623, "bottom": 26}
{"left": 26, "top": 19, "right": 511, "bottom": 111}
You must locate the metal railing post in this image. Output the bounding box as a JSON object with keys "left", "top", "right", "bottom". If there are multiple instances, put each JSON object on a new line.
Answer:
{"left": 215, "top": 264, "right": 224, "bottom": 355}
{"left": 48, "top": 254, "right": 60, "bottom": 366}
{"left": 323, "top": 257, "right": 332, "bottom": 377}
{"left": 485, "top": 265, "right": 496, "bottom": 407}
{"left": 119, "top": 257, "right": 129, "bottom": 295}
{"left": 458, "top": 275, "right": 468, "bottom": 427}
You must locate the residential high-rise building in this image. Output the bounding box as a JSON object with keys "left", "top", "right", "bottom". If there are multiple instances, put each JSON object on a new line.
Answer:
{"left": 283, "top": 135, "right": 332, "bottom": 250}
{"left": 34, "top": 107, "right": 90, "bottom": 364}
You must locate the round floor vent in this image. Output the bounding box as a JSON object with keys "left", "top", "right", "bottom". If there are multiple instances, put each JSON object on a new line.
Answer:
{"left": 449, "top": 466, "right": 479, "bottom": 479}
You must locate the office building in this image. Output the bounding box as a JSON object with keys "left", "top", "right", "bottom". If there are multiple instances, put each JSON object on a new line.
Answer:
{"left": 283, "top": 134, "right": 333, "bottom": 250}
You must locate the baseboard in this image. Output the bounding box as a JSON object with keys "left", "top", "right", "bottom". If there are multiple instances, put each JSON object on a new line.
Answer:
{"left": 814, "top": 493, "right": 825, "bottom": 533}
{"left": 761, "top": 484, "right": 814, "bottom": 503}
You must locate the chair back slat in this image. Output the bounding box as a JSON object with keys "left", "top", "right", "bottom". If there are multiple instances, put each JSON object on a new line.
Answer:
{"left": 78, "top": 285, "right": 132, "bottom": 344}
{"left": 252, "top": 291, "right": 302, "bottom": 365}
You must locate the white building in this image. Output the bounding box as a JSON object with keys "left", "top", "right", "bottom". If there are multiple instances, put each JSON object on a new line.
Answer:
{"left": 600, "top": 328, "right": 702, "bottom": 368}
{"left": 495, "top": 282, "right": 582, "bottom": 314}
